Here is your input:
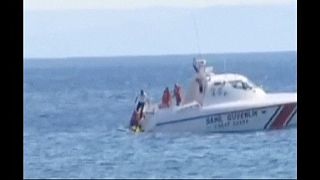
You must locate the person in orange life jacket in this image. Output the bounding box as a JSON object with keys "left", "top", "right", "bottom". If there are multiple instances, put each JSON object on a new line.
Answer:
{"left": 160, "top": 87, "right": 172, "bottom": 108}
{"left": 173, "top": 83, "right": 183, "bottom": 106}
{"left": 135, "top": 89, "right": 148, "bottom": 119}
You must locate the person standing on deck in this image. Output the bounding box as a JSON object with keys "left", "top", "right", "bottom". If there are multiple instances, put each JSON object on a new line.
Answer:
{"left": 160, "top": 87, "right": 172, "bottom": 108}
{"left": 135, "top": 89, "right": 148, "bottom": 118}
{"left": 173, "top": 83, "right": 183, "bottom": 106}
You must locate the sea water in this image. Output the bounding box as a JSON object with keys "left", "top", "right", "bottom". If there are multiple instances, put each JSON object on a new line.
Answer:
{"left": 24, "top": 52, "right": 297, "bottom": 178}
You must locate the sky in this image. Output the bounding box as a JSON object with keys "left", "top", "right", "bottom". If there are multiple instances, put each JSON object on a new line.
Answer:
{"left": 24, "top": 0, "right": 297, "bottom": 58}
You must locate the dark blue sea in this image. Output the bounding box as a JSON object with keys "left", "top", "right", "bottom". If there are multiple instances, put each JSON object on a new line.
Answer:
{"left": 24, "top": 52, "right": 297, "bottom": 178}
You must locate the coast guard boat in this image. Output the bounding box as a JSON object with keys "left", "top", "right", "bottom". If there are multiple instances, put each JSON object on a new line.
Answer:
{"left": 130, "top": 58, "right": 297, "bottom": 133}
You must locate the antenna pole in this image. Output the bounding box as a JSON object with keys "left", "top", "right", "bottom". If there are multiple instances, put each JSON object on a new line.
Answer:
{"left": 191, "top": 12, "right": 202, "bottom": 58}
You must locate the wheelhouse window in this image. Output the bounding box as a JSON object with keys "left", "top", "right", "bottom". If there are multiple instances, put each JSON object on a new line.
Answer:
{"left": 211, "top": 81, "right": 226, "bottom": 96}
{"left": 229, "top": 80, "right": 253, "bottom": 90}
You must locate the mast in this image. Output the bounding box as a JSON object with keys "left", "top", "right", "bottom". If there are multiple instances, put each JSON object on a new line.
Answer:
{"left": 191, "top": 11, "right": 202, "bottom": 59}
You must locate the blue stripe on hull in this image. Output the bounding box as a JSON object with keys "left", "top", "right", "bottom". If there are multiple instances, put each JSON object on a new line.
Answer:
{"left": 263, "top": 105, "right": 281, "bottom": 130}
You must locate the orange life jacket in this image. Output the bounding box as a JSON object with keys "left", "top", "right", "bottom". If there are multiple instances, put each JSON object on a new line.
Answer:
{"left": 162, "top": 90, "right": 172, "bottom": 107}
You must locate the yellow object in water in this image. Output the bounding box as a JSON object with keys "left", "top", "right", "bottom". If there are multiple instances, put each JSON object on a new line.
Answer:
{"left": 131, "top": 125, "right": 143, "bottom": 133}
{"left": 135, "top": 126, "right": 141, "bottom": 133}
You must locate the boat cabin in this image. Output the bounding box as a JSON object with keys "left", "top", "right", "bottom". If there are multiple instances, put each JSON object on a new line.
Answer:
{"left": 183, "top": 59, "right": 266, "bottom": 106}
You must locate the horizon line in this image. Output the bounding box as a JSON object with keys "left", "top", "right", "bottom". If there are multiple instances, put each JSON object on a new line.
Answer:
{"left": 24, "top": 0, "right": 296, "bottom": 11}
{"left": 24, "top": 50, "right": 297, "bottom": 60}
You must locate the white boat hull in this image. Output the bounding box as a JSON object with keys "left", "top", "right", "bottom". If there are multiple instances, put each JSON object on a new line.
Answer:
{"left": 151, "top": 103, "right": 296, "bottom": 133}
{"left": 141, "top": 93, "right": 297, "bottom": 133}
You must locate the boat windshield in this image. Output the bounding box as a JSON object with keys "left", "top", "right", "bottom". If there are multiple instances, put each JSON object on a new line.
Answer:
{"left": 229, "top": 79, "right": 255, "bottom": 90}
{"left": 246, "top": 79, "right": 257, "bottom": 88}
